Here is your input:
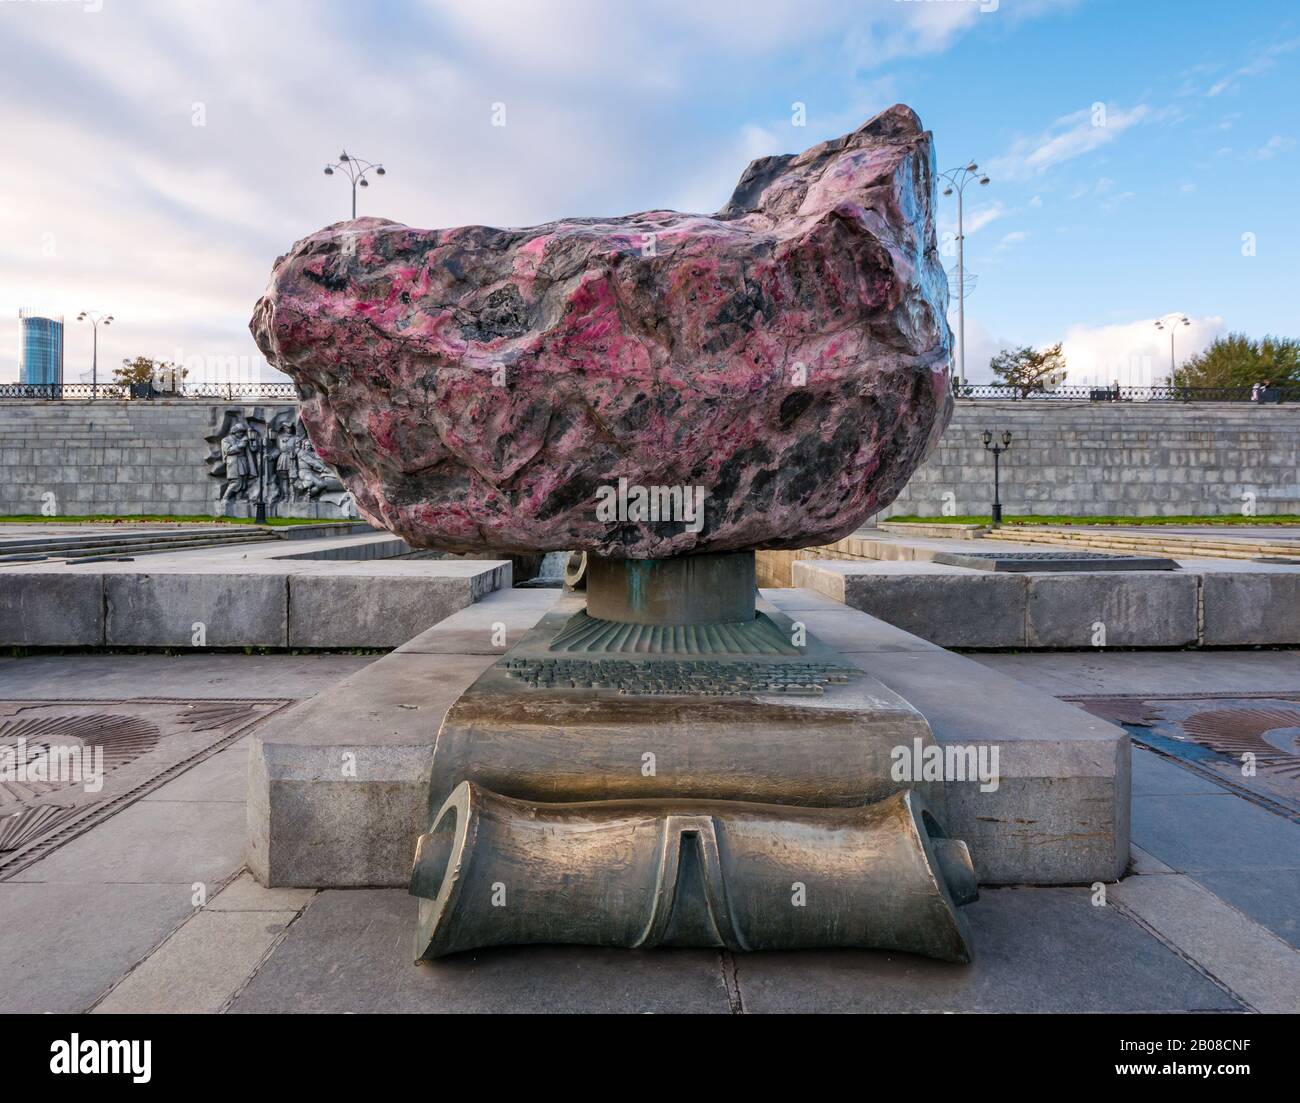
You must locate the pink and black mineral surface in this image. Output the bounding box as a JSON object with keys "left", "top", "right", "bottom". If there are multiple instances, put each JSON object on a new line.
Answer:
{"left": 251, "top": 104, "right": 952, "bottom": 558}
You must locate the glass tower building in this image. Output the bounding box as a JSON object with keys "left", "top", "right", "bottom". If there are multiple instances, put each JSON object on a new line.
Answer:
{"left": 19, "top": 312, "right": 65, "bottom": 387}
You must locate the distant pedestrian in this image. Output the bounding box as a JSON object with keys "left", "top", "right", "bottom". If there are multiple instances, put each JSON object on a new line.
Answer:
{"left": 1252, "top": 380, "right": 1263, "bottom": 402}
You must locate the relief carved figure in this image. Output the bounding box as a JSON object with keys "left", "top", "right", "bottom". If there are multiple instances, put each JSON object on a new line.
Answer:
{"left": 206, "top": 406, "right": 353, "bottom": 517}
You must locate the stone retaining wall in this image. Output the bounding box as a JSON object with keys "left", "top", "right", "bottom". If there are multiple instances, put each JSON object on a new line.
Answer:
{"left": 2, "top": 398, "right": 1297, "bottom": 522}
{"left": 0, "top": 399, "right": 350, "bottom": 519}
{"left": 882, "top": 400, "right": 1300, "bottom": 518}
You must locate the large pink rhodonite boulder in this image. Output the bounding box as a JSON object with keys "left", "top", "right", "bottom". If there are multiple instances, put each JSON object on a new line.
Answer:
{"left": 251, "top": 104, "right": 952, "bottom": 557}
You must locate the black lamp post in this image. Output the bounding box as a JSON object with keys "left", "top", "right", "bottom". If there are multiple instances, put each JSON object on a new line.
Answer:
{"left": 254, "top": 440, "right": 268, "bottom": 526}
{"left": 983, "top": 429, "right": 1012, "bottom": 524}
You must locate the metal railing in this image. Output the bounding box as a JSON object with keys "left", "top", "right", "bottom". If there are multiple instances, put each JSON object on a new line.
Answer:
{"left": 2, "top": 380, "right": 1295, "bottom": 405}
{"left": 957, "top": 384, "right": 1297, "bottom": 403}
{"left": 0, "top": 382, "right": 301, "bottom": 401}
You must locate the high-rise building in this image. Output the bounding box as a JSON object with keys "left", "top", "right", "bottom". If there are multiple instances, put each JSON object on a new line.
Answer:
{"left": 19, "top": 311, "right": 64, "bottom": 387}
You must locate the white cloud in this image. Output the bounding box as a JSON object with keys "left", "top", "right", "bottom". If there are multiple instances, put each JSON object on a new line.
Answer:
{"left": 947, "top": 317, "right": 1020, "bottom": 385}
{"left": 1250, "top": 135, "right": 1296, "bottom": 160}
{"left": 991, "top": 103, "right": 1151, "bottom": 179}
{"left": 994, "top": 230, "right": 1029, "bottom": 254}
{"left": 1205, "top": 36, "right": 1300, "bottom": 97}
{"left": 938, "top": 200, "right": 1005, "bottom": 247}
{"left": 1060, "top": 316, "right": 1224, "bottom": 387}
{"left": 0, "top": 0, "right": 1115, "bottom": 382}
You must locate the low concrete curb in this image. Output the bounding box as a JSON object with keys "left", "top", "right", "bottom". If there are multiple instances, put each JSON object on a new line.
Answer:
{"left": 0, "top": 535, "right": 510, "bottom": 649}
{"left": 793, "top": 558, "right": 1300, "bottom": 649}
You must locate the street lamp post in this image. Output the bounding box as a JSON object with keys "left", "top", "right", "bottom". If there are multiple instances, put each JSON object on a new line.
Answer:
{"left": 323, "top": 150, "right": 386, "bottom": 219}
{"left": 76, "top": 310, "right": 114, "bottom": 399}
{"left": 983, "top": 429, "right": 1013, "bottom": 525}
{"left": 941, "top": 162, "right": 991, "bottom": 390}
{"left": 1154, "top": 314, "right": 1191, "bottom": 383}
{"left": 254, "top": 429, "right": 268, "bottom": 526}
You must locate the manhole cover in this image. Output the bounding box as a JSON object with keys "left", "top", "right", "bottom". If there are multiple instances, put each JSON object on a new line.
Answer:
{"left": 0, "top": 698, "right": 291, "bottom": 876}
{"left": 1, "top": 713, "right": 161, "bottom": 802}
{"left": 1070, "top": 693, "right": 1300, "bottom": 815}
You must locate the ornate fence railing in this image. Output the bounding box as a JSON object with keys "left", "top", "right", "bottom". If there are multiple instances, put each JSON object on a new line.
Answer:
{"left": 2, "top": 380, "right": 1295, "bottom": 404}
{"left": 0, "top": 382, "right": 302, "bottom": 400}
{"left": 956, "top": 384, "right": 1298, "bottom": 403}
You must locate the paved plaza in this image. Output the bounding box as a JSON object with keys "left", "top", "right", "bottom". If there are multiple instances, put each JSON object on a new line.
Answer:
{"left": 2, "top": 644, "right": 1296, "bottom": 1015}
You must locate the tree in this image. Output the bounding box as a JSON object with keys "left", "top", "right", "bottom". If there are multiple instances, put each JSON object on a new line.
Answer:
{"left": 989, "top": 343, "right": 1066, "bottom": 397}
{"left": 1172, "top": 333, "right": 1300, "bottom": 391}
{"left": 113, "top": 356, "right": 187, "bottom": 393}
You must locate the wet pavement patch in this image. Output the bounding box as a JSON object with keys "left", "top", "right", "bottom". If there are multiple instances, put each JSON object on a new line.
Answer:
{"left": 1071, "top": 693, "right": 1300, "bottom": 817}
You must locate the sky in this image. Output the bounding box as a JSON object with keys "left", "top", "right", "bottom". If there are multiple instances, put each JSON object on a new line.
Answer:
{"left": 3, "top": 0, "right": 1298, "bottom": 386}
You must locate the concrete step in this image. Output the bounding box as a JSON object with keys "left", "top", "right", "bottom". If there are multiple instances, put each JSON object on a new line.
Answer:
{"left": 0, "top": 530, "right": 276, "bottom": 558}
{"left": 984, "top": 528, "right": 1297, "bottom": 560}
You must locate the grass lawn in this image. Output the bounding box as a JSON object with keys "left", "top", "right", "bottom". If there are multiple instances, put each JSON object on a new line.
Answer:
{"left": 886, "top": 514, "right": 1300, "bottom": 527}
{"left": 0, "top": 514, "right": 332, "bottom": 526}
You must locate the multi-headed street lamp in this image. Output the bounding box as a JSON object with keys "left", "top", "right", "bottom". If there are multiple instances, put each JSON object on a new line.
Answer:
{"left": 76, "top": 310, "right": 113, "bottom": 398}
{"left": 323, "top": 150, "right": 386, "bottom": 219}
{"left": 1154, "top": 314, "right": 1191, "bottom": 382}
{"left": 941, "top": 162, "right": 991, "bottom": 389}
{"left": 983, "top": 429, "right": 1013, "bottom": 525}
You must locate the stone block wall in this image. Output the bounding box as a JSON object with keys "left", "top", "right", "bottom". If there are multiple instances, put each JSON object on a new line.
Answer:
{"left": 882, "top": 400, "right": 1300, "bottom": 518}
{"left": 1, "top": 398, "right": 1297, "bottom": 522}
{"left": 0, "top": 399, "right": 351, "bottom": 519}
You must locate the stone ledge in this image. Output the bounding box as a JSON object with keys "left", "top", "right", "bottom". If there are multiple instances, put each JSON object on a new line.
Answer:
{"left": 793, "top": 557, "right": 1299, "bottom": 648}
{"left": 247, "top": 588, "right": 1129, "bottom": 888}
{"left": 0, "top": 547, "right": 510, "bottom": 649}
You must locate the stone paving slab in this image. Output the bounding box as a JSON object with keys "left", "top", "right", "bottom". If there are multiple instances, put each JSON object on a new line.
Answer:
{"left": 140, "top": 741, "right": 249, "bottom": 803}
{"left": 1130, "top": 747, "right": 1227, "bottom": 796}
{"left": 0, "top": 881, "right": 197, "bottom": 1013}
{"left": 9, "top": 799, "right": 246, "bottom": 885}
{"left": 207, "top": 871, "right": 315, "bottom": 912}
{"left": 724, "top": 886, "right": 1241, "bottom": 1013}
{"left": 1193, "top": 870, "right": 1300, "bottom": 950}
{"left": 227, "top": 889, "right": 735, "bottom": 1014}
{"left": 1111, "top": 874, "right": 1300, "bottom": 1013}
{"left": 1131, "top": 793, "right": 1300, "bottom": 873}
{"left": 0, "top": 884, "right": 195, "bottom": 1014}
{"left": 1129, "top": 844, "right": 1174, "bottom": 875}
{"left": 971, "top": 649, "right": 1300, "bottom": 697}
{"left": 0, "top": 653, "right": 375, "bottom": 700}
{"left": 93, "top": 908, "right": 300, "bottom": 1014}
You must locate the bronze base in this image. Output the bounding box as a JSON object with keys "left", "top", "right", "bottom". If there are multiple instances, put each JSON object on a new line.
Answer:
{"left": 413, "top": 781, "right": 977, "bottom": 963}
{"left": 409, "top": 557, "right": 982, "bottom": 963}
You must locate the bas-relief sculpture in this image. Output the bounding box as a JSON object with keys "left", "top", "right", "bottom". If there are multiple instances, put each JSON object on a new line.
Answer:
{"left": 204, "top": 407, "right": 356, "bottom": 518}
{"left": 252, "top": 105, "right": 977, "bottom": 963}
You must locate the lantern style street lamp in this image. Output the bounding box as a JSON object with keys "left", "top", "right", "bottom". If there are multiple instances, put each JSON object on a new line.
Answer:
{"left": 983, "top": 429, "right": 1013, "bottom": 524}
